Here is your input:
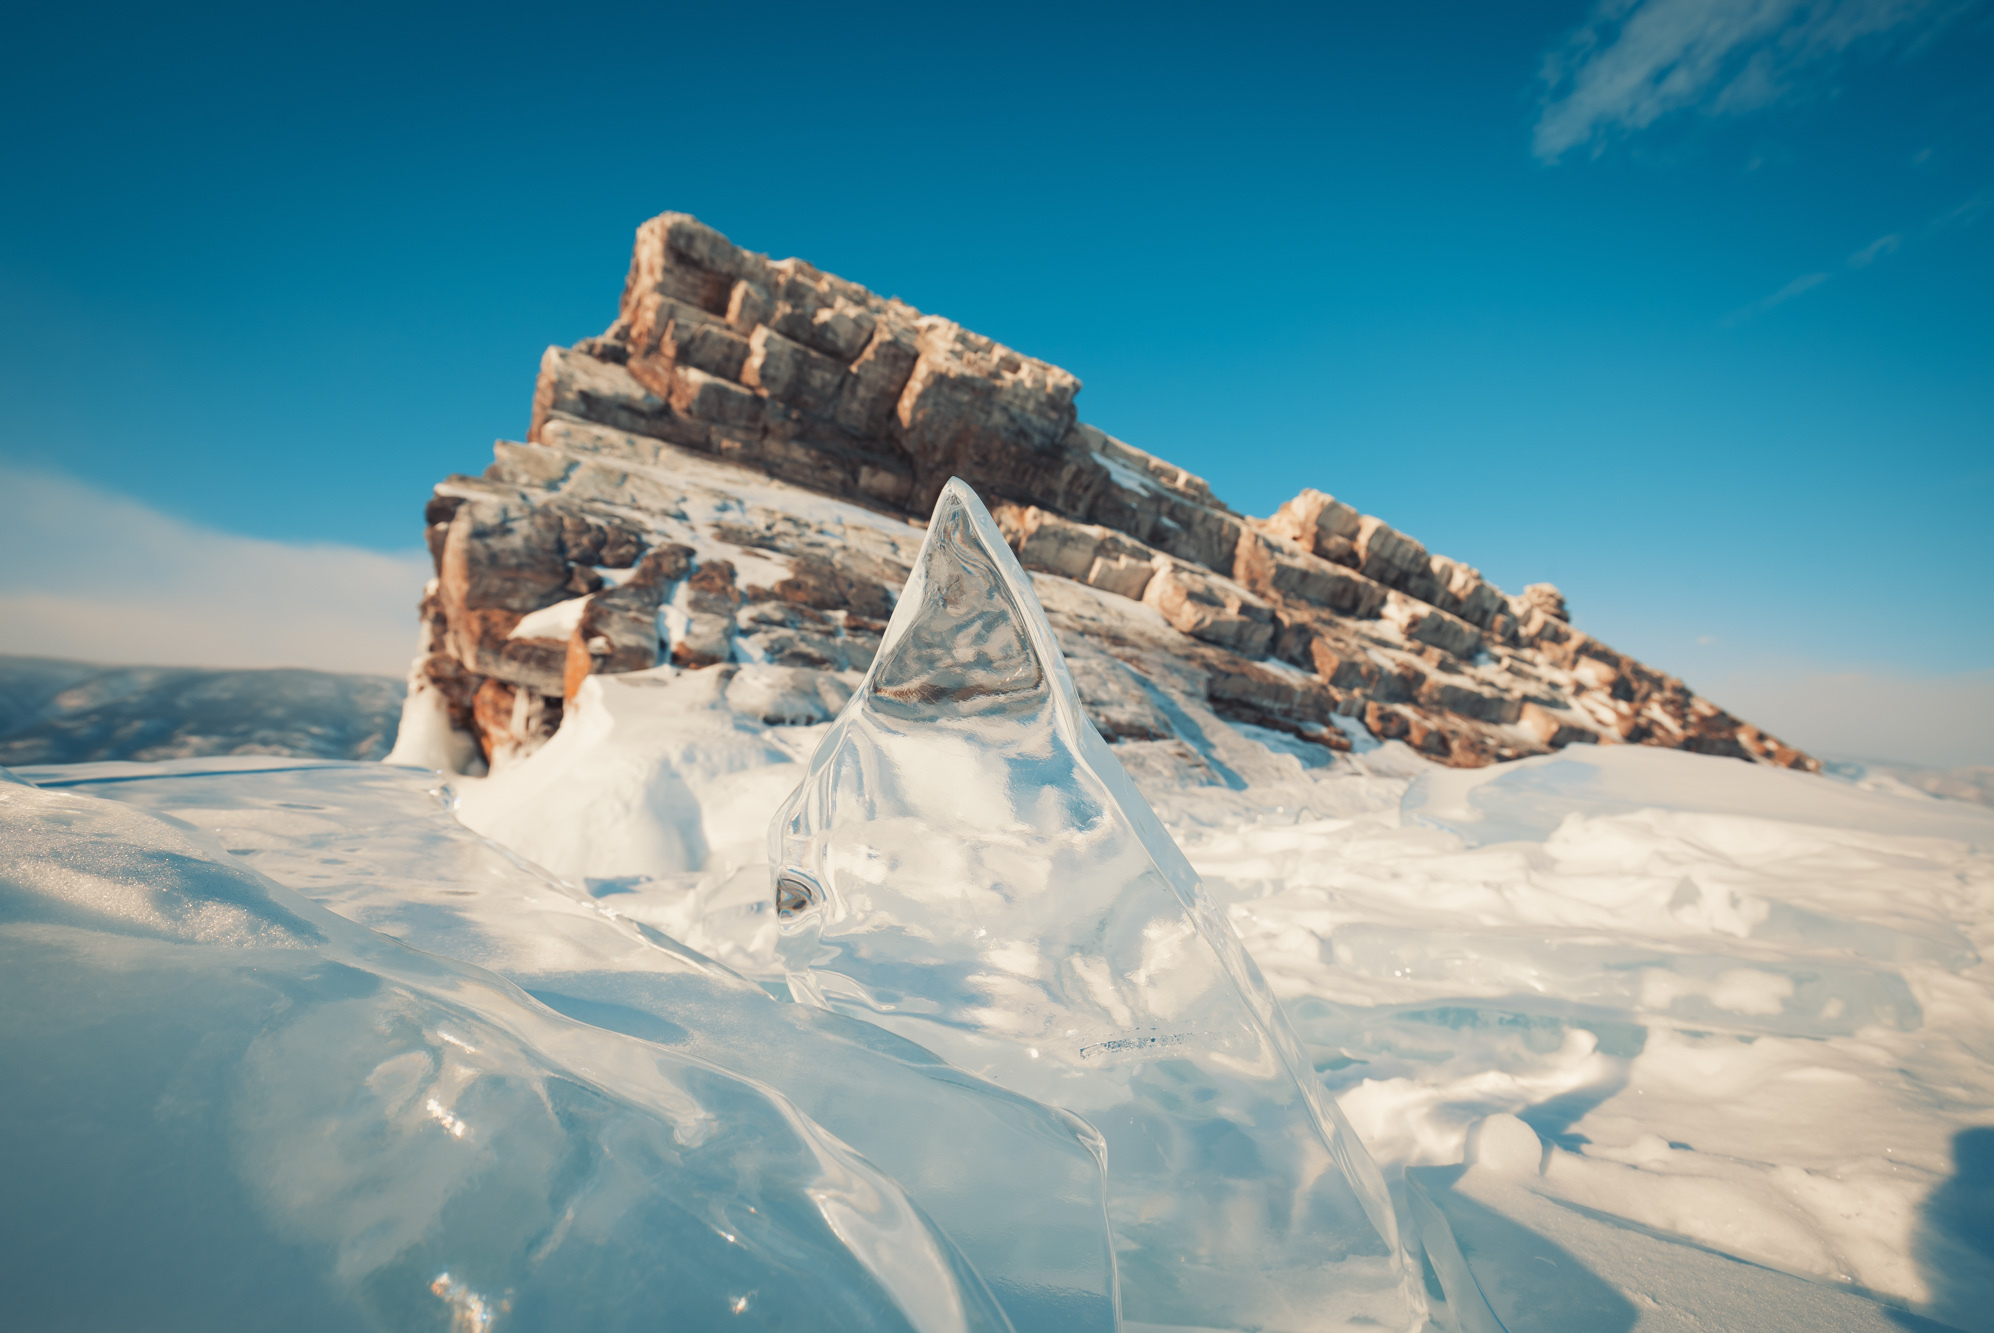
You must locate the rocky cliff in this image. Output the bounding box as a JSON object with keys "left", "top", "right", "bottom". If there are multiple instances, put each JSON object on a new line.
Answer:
{"left": 392, "top": 211, "right": 1814, "bottom": 778}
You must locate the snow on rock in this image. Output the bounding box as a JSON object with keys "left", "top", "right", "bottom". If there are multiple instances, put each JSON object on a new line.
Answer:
{"left": 506, "top": 594, "right": 590, "bottom": 642}
{"left": 453, "top": 665, "right": 820, "bottom": 885}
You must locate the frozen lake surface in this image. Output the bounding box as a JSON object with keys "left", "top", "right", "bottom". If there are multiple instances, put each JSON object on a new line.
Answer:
{"left": 4, "top": 491, "right": 1989, "bottom": 1330}
{"left": 10, "top": 724, "right": 1992, "bottom": 1330}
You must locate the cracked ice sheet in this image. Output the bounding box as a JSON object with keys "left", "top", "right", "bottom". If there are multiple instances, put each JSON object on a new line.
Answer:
{"left": 24, "top": 722, "right": 1994, "bottom": 1329}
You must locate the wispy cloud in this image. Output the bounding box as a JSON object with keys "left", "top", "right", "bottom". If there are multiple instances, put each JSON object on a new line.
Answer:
{"left": 1722, "top": 269, "right": 1831, "bottom": 323}
{"left": 1845, "top": 232, "right": 1902, "bottom": 267}
{"left": 1722, "top": 189, "right": 1985, "bottom": 321}
{"left": 1534, "top": 0, "right": 1975, "bottom": 161}
{"left": 0, "top": 465, "right": 429, "bottom": 675}
{"left": 1930, "top": 186, "right": 1993, "bottom": 231}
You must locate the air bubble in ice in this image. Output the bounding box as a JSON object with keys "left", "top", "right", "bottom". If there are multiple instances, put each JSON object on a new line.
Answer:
{"left": 775, "top": 869, "right": 821, "bottom": 920}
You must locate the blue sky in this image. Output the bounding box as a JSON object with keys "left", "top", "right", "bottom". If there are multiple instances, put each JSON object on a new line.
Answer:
{"left": 2, "top": 0, "right": 1990, "bottom": 761}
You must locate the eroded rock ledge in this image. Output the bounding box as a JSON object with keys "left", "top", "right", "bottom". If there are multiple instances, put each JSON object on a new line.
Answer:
{"left": 399, "top": 211, "right": 1813, "bottom": 776}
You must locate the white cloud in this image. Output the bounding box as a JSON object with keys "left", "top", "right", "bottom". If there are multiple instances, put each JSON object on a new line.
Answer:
{"left": 1703, "top": 663, "right": 1994, "bottom": 766}
{"left": 1846, "top": 232, "right": 1903, "bottom": 267}
{"left": 1720, "top": 268, "right": 1831, "bottom": 323}
{"left": 1720, "top": 189, "right": 1984, "bottom": 322}
{"left": 0, "top": 465, "right": 430, "bottom": 676}
{"left": 1534, "top": 0, "right": 1968, "bottom": 161}
{"left": 1931, "top": 186, "right": 1993, "bottom": 232}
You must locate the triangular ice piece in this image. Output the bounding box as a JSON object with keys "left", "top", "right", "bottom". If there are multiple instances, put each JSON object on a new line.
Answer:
{"left": 771, "top": 479, "right": 1419, "bottom": 1330}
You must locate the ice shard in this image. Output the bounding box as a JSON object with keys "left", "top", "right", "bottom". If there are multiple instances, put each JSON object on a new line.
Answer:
{"left": 771, "top": 479, "right": 1420, "bottom": 1330}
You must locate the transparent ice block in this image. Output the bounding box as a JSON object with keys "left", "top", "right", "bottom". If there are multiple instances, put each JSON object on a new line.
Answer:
{"left": 770, "top": 479, "right": 1420, "bottom": 1330}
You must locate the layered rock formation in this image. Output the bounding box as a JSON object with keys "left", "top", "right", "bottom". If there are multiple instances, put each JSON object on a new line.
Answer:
{"left": 393, "top": 211, "right": 1814, "bottom": 777}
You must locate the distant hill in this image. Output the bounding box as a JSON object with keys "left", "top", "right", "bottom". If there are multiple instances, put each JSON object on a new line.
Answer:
{"left": 1828, "top": 757, "right": 1994, "bottom": 810}
{"left": 0, "top": 656, "right": 404, "bottom": 765}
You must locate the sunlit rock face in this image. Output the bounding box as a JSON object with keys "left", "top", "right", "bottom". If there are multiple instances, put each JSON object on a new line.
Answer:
{"left": 771, "top": 480, "right": 1418, "bottom": 1330}
{"left": 399, "top": 209, "right": 1812, "bottom": 779}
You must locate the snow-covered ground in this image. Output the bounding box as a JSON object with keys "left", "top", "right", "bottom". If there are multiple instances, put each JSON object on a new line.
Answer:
{"left": 16, "top": 661, "right": 1991, "bottom": 1331}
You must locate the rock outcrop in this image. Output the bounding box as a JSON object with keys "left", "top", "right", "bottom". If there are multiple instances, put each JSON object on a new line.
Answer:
{"left": 393, "top": 211, "right": 1815, "bottom": 777}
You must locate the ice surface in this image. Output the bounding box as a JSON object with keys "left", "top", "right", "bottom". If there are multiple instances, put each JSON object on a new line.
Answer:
{"left": 17, "top": 734, "right": 1994, "bottom": 1329}
{"left": 0, "top": 777, "right": 1026, "bottom": 1331}
{"left": 17, "top": 757, "right": 1118, "bottom": 1332}
{"left": 1403, "top": 743, "right": 1994, "bottom": 847}
{"left": 767, "top": 481, "right": 1422, "bottom": 1330}
{"left": 1187, "top": 744, "right": 1994, "bottom": 1329}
